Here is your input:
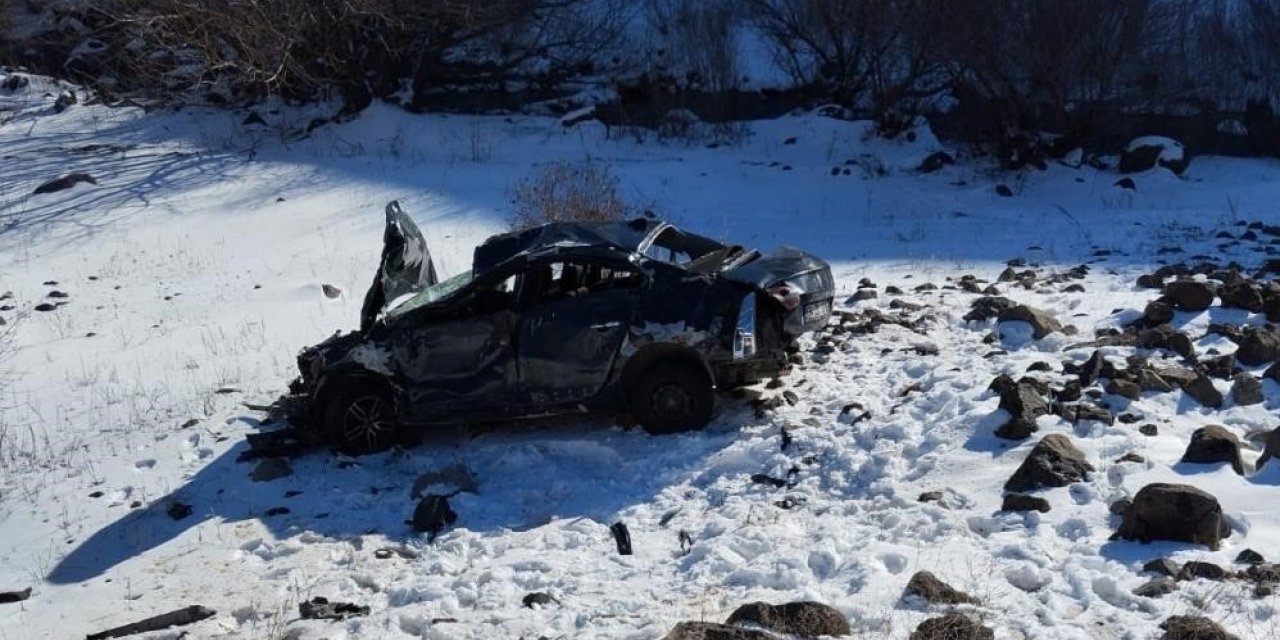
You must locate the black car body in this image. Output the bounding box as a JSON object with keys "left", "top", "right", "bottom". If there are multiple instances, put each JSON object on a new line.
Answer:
{"left": 293, "top": 202, "right": 833, "bottom": 452}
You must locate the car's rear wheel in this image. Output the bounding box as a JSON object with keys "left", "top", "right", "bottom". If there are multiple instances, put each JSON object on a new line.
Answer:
{"left": 322, "top": 381, "right": 400, "bottom": 455}
{"left": 630, "top": 362, "right": 714, "bottom": 434}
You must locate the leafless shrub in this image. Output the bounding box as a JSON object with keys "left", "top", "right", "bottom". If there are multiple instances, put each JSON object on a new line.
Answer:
{"left": 646, "top": 0, "right": 741, "bottom": 93}
{"left": 508, "top": 160, "right": 648, "bottom": 231}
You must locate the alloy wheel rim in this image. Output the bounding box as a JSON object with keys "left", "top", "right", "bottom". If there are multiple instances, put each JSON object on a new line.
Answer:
{"left": 342, "top": 395, "right": 392, "bottom": 449}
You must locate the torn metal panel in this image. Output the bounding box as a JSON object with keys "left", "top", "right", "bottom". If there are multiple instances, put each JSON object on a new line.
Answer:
{"left": 361, "top": 200, "right": 438, "bottom": 330}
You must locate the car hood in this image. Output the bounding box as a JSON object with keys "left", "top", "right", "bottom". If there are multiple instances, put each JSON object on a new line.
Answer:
{"left": 361, "top": 201, "right": 438, "bottom": 329}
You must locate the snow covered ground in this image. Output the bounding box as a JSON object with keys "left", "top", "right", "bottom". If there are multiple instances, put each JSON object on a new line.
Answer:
{"left": 2, "top": 72, "right": 1280, "bottom": 639}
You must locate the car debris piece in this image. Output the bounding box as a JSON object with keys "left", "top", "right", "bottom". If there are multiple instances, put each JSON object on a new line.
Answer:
{"left": 611, "top": 521, "right": 633, "bottom": 556}
{"left": 299, "top": 597, "right": 370, "bottom": 621}
{"left": 0, "top": 587, "right": 31, "bottom": 604}
{"left": 85, "top": 605, "right": 216, "bottom": 639}
{"left": 286, "top": 202, "right": 834, "bottom": 454}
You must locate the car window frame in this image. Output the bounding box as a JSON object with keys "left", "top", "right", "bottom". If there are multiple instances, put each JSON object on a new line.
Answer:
{"left": 519, "top": 254, "right": 648, "bottom": 309}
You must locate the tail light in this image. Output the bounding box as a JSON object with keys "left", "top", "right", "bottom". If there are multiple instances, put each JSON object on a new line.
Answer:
{"left": 768, "top": 285, "right": 801, "bottom": 311}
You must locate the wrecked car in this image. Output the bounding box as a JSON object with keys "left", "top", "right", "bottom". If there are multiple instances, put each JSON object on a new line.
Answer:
{"left": 291, "top": 201, "right": 833, "bottom": 453}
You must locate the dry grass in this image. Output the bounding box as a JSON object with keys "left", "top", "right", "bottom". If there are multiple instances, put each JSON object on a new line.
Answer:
{"left": 507, "top": 159, "right": 649, "bottom": 231}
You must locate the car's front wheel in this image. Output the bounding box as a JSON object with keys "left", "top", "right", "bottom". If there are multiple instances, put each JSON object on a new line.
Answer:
{"left": 630, "top": 362, "right": 714, "bottom": 434}
{"left": 322, "top": 381, "right": 400, "bottom": 455}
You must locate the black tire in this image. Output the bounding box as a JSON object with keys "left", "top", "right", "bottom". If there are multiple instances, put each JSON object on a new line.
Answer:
{"left": 322, "top": 380, "right": 400, "bottom": 455}
{"left": 630, "top": 362, "right": 714, "bottom": 434}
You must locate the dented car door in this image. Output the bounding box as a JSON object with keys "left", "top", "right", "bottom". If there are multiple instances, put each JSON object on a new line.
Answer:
{"left": 515, "top": 258, "right": 643, "bottom": 406}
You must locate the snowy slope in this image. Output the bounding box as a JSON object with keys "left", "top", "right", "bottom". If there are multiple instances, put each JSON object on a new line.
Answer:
{"left": 2, "top": 73, "right": 1280, "bottom": 639}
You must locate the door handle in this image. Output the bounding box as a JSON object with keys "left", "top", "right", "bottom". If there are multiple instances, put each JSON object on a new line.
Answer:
{"left": 590, "top": 321, "right": 621, "bottom": 331}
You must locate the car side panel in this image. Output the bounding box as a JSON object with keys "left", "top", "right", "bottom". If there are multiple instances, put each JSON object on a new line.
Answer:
{"left": 390, "top": 309, "right": 518, "bottom": 418}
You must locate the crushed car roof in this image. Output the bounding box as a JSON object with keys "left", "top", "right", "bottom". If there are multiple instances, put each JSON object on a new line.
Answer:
{"left": 472, "top": 218, "right": 721, "bottom": 273}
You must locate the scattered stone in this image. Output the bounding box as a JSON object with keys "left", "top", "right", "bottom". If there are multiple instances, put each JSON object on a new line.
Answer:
{"left": 1181, "top": 425, "right": 1244, "bottom": 475}
{"left": 1178, "top": 561, "right": 1227, "bottom": 581}
{"left": 1114, "top": 177, "right": 1137, "bottom": 190}
{"left": 299, "top": 597, "right": 369, "bottom": 620}
{"left": 1139, "top": 424, "right": 1159, "bottom": 436}
{"left": 999, "top": 304, "right": 1062, "bottom": 339}
{"left": 918, "top": 490, "right": 944, "bottom": 503}
{"left": 1002, "top": 493, "right": 1051, "bottom": 513}
{"left": 1164, "top": 280, "right": 1216, "bottom": 312}
{"left": 1235, "top": 549, "right": 1265, "bottom": 565}
{"left": 1230, "top": 373, "right": 1263, "bottom": 406}
{"left": 321, "top": 284, "right": 342, "bottom": 299}
{"left": 1181, "top": 376, "right": 1224, "bottom": 409}
{"left": 1234, "top": 326, "right": 1280, "bottom": 366}
{"left": 1142, "top": 300, "right": 1175, "bottom": 325}
{"left": 1144, "top": 558, "right": 1180, "bottom": 576}
{"left": 250, "top": 457, "right": 293, "bottom": 482}
{"left": 1121, "top": 137, "right": 1190, "bottom": 175}
{"left": 660, "top": 622, "right": 773, "bottom": 640}
{"left": 990, "top": 374, "right": 1050, "bottom": 440}
{"left": 32, "top": 172, "right": 97, "bottom": 195}
{"left": 910, "top": 614, "right": 994, "bottom": 640}
{"left": 725, "top": 601, "right": 851, "bottom": 638}
{"left": 918, "top": 151, "right": 955, "bottom": 173}
{"left": 904, "top": 571, "right": 980, "bottom": 606}
{"left": 522, "top": 592, "right": 560, "bottom": 608}
{"left": 1256, "top": 427, "right": 1280, "bottom": 471}
{"left": 1106, "top": 379, "right": 1142, "bottom": 400}
{"left": 412, "top": 494, "right": 458, "bottom": 538}
{"left": 845, "top": 289, "right": 878, "bottom": 303}
{"left": 1116, "top": 453, "right": 1145, "bottom": 464}
{"left": 166, "top": 501, "right": 193, "bottom": 521}
{"left": 34, "top": 303, "right": 57, "bottom": 312}
{"left": 1158, "top": 615, "right": 1239, "bottom": 640}
{"left": 995, "top": 184, "right": 1014, "bottom": 197}
{"left": 1220, "top": 282, "right": 1264, "bottom": 311}
{"left": 1110, "top": 498, "right": 1133, "bottom": 516}
{"left": 1113, "top": 483, "right": 1230, "bottom": 550}
{"left": 1004, "top": 434, "right": 1093, "bottom": 491}
{"left": 611, "top": 521, "right": 633, "bottom": 555}
{"left": 1133, "top": 578, "right": 1178, "bottom": 598}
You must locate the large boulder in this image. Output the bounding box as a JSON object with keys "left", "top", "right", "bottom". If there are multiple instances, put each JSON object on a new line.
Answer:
{"left": 903, "top": 571, "right": 980, "bottom": 606}
{"left": 1234, "top": 326, "right": 1280, "bottom": 366}
{"left": 1181, "top": 425, "right": 1244, "bottom": 475}
{"left": 990, "top": 375, "right": 1050, "bottom": 440}
{"left": 910, "top": 614, "right": 994, "bottom": 640}
{"left": 1004, "top": 434, "right": 1094, "bottom": 492}
{"left": 1113, "top": 483, "right": 1230, "bottom": 550}
{"left": 1163, "top": 280, "right": 1216, "bottom": 312}
{"left": 998, "top": 304, "right": 1062, "bottom": 339}
{"left": 1220, "top": 282, "right": 1264, "bottom": 312}
{"left": 724, "top": 602, "right": 850, "bottom": 638}
{"left": 1120, "top": 136, "right": 1190, "bottom": 175}
{"left": 1181, "top": 376, "right": 1224, "bottom": 409}
{"left": 1158, "top": 615, "right": 1239, "bottom": 640}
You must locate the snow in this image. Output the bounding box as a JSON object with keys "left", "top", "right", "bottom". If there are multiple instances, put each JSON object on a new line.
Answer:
{"left": 3, "top": 72, "right": 1280, "bottom": 639}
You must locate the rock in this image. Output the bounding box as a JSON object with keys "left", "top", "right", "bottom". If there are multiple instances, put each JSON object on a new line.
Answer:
{"left": 53, "top": 90, "right": 77, "bottom": 113}
{"left": 412, "top": 494, "right": 457, "bottom": 538}
{"left": 1144, "top": 558, "right": 1180, "bottom": 576}
{"left": 32, "top": 172, "right": 97, "bottom": 195}
{"left": 910, "top": 614, "right": 994, "bottom": 640}
{"left": 1235, "top": 549, "right": 1265, "bottom": 565}
{"left": 917, "top": 151, "right": 955, "bottom": 173}
{"left": 995, "top": 184, "right": 1013, "bottom": 197}
{"left": 1220, "top": 282, "right": 1264, "bottom": 311}
{"left": 725, "top": 602, "right": 850, "bottom": 638}
{"left": 1234, "top": 326, "right": 1280, "bottom": 366}
{"left": 321, "top": 284, "right": 342, "bottom": 298}
{"left": 1114, "top": 177, "right": 1137, "bottom": 190}
{"left": 1137, "top": 273, "right": 1165, "bottom": 289}
{"left": 1004, "top": 434, "right": 1093, "bottom": 491}
{"left": 1181, "top": 376, "right": 1224, "bottom": 409}
{"left": 166, "top": 501, "right": 193, "bottom": 521}
{"left": 1002, "top": 493, "right": 1051, "bottom": 513}
{"left": 1106, "top": 379, "right": 1142, "bottom": 400}
{"left": 299, "top": 597, "right": 370, "bottom": 620}
{"left": 1139, "top": 325, "right": 1195, "bottom": 358}
{"left": 1135, "top": 368, "right": 1176, "bottom": 393}
{"left": 1110, "top": 498, "right": 1132, "bottom": 515}
{"left": 1143, "top": 300, "right": 1175, "bottom": 325}
{"left": 1178, "top": 561, "right": 1227, "bottom": 581}
{"left": 1244, "top": 563, "right": 1280, "bottom": 584}
{"left": 845, "top": 289, "right": 878, "bottom": 303}
{"left": 1133, "top": 578, "right": 1178, "bottom": 598}
{"left": 1181, "top": 425, "right": 1244, "bottom": 475}
{"left": 918, "top": 490, "right": 944, "bottom": 503}
{"left": 1256, "top": 427, "right": 1280, "bottom": 471}
{"left": 1158, "top": 615, "right": 1239, "bottom": 640}
{"left": 998, "top": 304, "right": 1061, "bottom": 339}
{"left": 990, "top": 375, "right": 1049, "bottom": 440}
{"left": 1121, "top": 137, "right": 1190, "bottom": 175}
{"left": 1078, "top": 350, "right": 1106, "bottom": 387}
{"left": 522, "top": 592, "right": 559, "bottom": 608}
{"left": 1139, "top": 424, "right": 1159, "bottom": 436}
{"left": 904, "top": 571, "right": 980, "bottom": 606}
{"left": 1230, "top": 373, "right": 1263, "bottom": 406}
{"left": 1113, "top": 483, "right": 1230, "bottom": 550}
{"left": 34, "top": 303, "right": 57, "bottom": 312}
{"left": 660, "top": 622, "right": 774, "bottom": 640}
{"left": 1164, "top": 280, "right": 1216, "bottom": 312}
{"left": 250, "top": 457, "right": 293, "bottom": 482}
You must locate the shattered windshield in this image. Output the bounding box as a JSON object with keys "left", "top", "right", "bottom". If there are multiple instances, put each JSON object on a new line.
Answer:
{"left": 382, "top": 270, "right": 474, "bottom": 321}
